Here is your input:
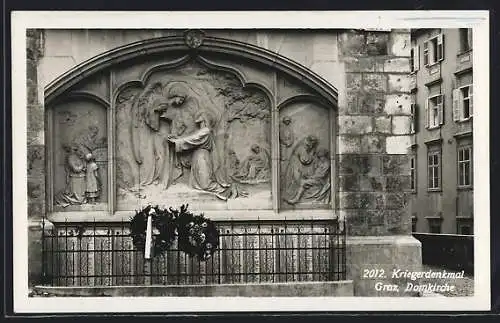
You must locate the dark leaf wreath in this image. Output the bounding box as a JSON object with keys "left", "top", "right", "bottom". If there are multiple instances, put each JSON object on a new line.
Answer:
{"left": 129, "top": 205, "right": 177, "bottom": 256}
{"left": 174, "top": 205, "right": 220, "bottom": 261}
{"left": 130, "top": 204, "right": 219, "bottom": 261}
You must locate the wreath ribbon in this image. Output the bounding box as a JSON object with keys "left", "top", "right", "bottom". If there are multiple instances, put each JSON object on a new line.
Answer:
{"left": 129, "top": 204, "right": 219, "bottom": 261}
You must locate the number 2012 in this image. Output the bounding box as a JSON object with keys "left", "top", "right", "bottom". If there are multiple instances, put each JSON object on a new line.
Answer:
{"left": 363, "top": 269, "right": 385, "bottom": 278}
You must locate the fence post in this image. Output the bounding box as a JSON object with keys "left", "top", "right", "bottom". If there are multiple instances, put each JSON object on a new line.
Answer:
{"left": 144, "top": 259, "right": 152, "bottom": 285}
{"left": 41, "top": 217, "right": 47, "bottom": 284}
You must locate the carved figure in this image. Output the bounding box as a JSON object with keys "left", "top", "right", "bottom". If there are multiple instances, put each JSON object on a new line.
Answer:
{"left": 167, "top": 111, "right": 230, "bottom": 200}
{"left": 131, "top": 83, "right": 171, "bottom": 188}
{"left": 227, "top": 149, "right": 240, "bottom": 179}
{"left": 55, "top": 144, "right": 87, "bottom": 207}
{"left": 282, "top": 135, "right": 331, "bottom": 205}
{"left": 279, "top": 116, "right": 294, "bottom": 148}
{"left": 54, "top": 124, "right": 107, "bottom": 207}
{"left": 233, "top": 144, "right": 270, "bottom": 183}
{"left": 84, "top": 153, "right": 100, "bottom": 203}
{"left": 283, "top": 148, "right": 331, "bottom": 205}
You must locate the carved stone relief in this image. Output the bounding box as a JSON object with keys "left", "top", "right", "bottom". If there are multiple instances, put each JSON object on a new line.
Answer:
{"left": 280, "top": 102, "right": 331, "bottom": 208}
{"left": 52, "top": 100, "right": 108, "bottom": 211}
{"left": 114, "top": 62, "right": 272, "bottom": 210}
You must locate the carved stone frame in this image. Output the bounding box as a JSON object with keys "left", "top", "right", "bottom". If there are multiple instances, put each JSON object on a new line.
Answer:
{"left": 45, "top": 33, "right": 339, "bottom": 222}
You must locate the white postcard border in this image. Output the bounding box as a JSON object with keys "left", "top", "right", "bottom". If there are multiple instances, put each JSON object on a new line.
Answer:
{"left": 11, "top": 10, "right": 491, "bottom": 312}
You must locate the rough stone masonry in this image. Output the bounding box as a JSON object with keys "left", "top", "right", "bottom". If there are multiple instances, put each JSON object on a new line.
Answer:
{"left": 338, "top": 30, "right": 413, "bottom": 236}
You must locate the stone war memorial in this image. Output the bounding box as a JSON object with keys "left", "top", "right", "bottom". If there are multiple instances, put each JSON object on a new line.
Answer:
{"left": 27, "top": 28, "right": 421, "bottom": 297}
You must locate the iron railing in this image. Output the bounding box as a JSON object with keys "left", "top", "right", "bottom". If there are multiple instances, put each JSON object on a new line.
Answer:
{"left": 41, "top": 218, "right": 346, "bottom": 286}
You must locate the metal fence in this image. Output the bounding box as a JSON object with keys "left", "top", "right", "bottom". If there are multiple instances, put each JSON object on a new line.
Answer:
{"left": 413, "top": 233, "right": 474, "bottom": 275}
{"left": 41, "top": 219, "right": 346, "bottom": 286}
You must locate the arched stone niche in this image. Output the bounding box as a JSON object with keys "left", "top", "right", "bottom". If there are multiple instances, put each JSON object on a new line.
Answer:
{"left": 45, "top": 32, "right": 338, "bottom": 219}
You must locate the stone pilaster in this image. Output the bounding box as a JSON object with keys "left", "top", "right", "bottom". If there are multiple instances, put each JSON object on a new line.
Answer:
{"left": 338, "top": 30, "right": 422, "bottom": 296}
{"left": 27, "top": 29, "right": 46, "bottom": 285}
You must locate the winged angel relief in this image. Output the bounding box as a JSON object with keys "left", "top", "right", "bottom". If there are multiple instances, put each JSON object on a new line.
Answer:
{"left": 122, "top": 80, "right": 269, "bottom": 201}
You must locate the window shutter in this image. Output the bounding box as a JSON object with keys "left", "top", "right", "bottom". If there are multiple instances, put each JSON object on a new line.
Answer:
{"left": 452, "top": 88, "right": 460, "bottom": 121}
{"left": 469, "top": 85, "right": 473, "bottom": 116}
{"left": 437, "top": 34, "right": 444, "bottom": 61}
{"left": 415, "top": 45, "right": 420, "bottom": 71}
{"left": 425, "top": 98, "right": 429, "bottom": 128}
{"left": 414, "top": 103, "right": 419, "bottom": 132}
{"left": 438, "top": 95, "right": 444, "bottom": 125}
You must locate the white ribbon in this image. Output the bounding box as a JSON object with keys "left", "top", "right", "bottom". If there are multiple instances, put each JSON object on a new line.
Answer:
{"left": 144, "top": 208, "right": 155, "bottom": 260}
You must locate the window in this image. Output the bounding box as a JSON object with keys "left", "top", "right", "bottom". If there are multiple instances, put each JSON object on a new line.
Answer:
{"left": 453, "top": 85, "right": 473, "bottom": 121}
{"left": 410, "top": 155, "right": 416, "bottom": 191}
{"left": 423, "top": 41, "right": 429, "bottom": 66}
{"left": 426, "top": 94, "right": 444, "bottom": 129}
{"left": 410, "top": 46, "right": 420, "bottom": 73}
{"left": 428, "top": 150, "right": 441, "bottom": 190}
{"left": 410, "top": 103, "right": 418, "bottom": 133}
{"left": 458, "top": 146, "right": 472, "bottom": 187}
{"left": 411, "top": 215, "right": 417, "bottom": 232}
{"left": 459, "top": 28, "right": 473, "bottom": 52}
{"left": 457, "top": 218, "right": 473, "bottom": 235}
{"left": 428, "top": 220, "right": 441, "bottom": 234}
{"left": 459, "top": 224, "right": 472, "bottom": 235}
{"left": 423, "top": 34, "right": 444, "bottom": 66}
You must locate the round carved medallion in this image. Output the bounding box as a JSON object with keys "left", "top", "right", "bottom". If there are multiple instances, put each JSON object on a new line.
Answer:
{"left": 184, "top": 29, "right": 205, "bottom": 49}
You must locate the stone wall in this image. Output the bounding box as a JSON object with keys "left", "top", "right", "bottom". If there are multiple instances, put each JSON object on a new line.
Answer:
{"left": 337, "top": 30, "right": 413, "bottom": 236}
{"left": 27, "top": 29, "right": 46, "bottom": 284}
{"left": 337, "top": 30, "right": 421, "bottom": 296}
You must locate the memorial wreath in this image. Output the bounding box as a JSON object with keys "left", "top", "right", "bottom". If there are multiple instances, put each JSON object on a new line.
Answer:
{"left": 129, "top": 204, "right": 219, "bottom": 260}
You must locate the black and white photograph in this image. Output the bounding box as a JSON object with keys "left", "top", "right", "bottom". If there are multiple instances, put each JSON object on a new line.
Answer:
{"left": 11, "top": 11, "right": 490, "bottom": 312}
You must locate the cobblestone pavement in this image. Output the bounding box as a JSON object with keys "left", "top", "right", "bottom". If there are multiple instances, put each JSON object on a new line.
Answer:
{"left": 419, "top": 265, "right": 474, "bottom": 297}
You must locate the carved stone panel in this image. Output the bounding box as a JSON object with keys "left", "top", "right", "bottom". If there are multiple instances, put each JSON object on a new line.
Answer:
{"left": 279, "top": 102, "right": 331, "bottom": 209}
{"left": 52, "top": 99, "right": 108, "bottom": 211}
{"left": 115, "top": 62, "right": 272, "bottom": 211}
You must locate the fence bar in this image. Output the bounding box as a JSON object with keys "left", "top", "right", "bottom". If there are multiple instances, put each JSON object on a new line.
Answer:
{"left": 40, "top": 219, "right": 346, "bottom": 286}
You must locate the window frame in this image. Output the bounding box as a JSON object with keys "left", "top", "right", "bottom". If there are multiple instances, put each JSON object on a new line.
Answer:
{"left": 410, "top": 103, "right": 418, "bottom": 134}
{"left": 427, "top": 148, "right": 441, "bottom": 191}
{"left": 427, "top": 218, "right": 442, "bottom": 234}
{"left": 410, "top": 154, "right": 417, "bottom": 193}
{"left": 456, "top": 218, "right": 473, "bottom": 235}
{"left": 411, "top": 215, "right": 417, "bottom": 233}
{"left": 423, "top": 34, "right": 444, "bottom": 67}
{"left": 457, "top": 145, "right": 473, "bottom": 188}
{"left": 426, "top": 93, "right": 444, "bottom": 129}
{"left": 459, "top": 28, "right": 473, "bottom": 53}
{"left": 410, "top": 45, "right": 420, "bottom": 73}
{"left": 454, "top": 84, "right": 473, "bottom": 122}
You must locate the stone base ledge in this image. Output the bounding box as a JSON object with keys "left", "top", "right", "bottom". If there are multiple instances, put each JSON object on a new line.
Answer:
{"left": 346, "top": 235, "right": 422, "bottom": 297}
{"left": 33, "top": 281, "right": 354, "bottom": 297}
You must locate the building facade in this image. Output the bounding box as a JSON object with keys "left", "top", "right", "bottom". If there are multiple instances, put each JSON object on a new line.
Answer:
{"left": 27, "top": 29, "right": 422, "bottom": 296}
{"left": 409, "top": 28, "right": 474, "bottom": 235}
